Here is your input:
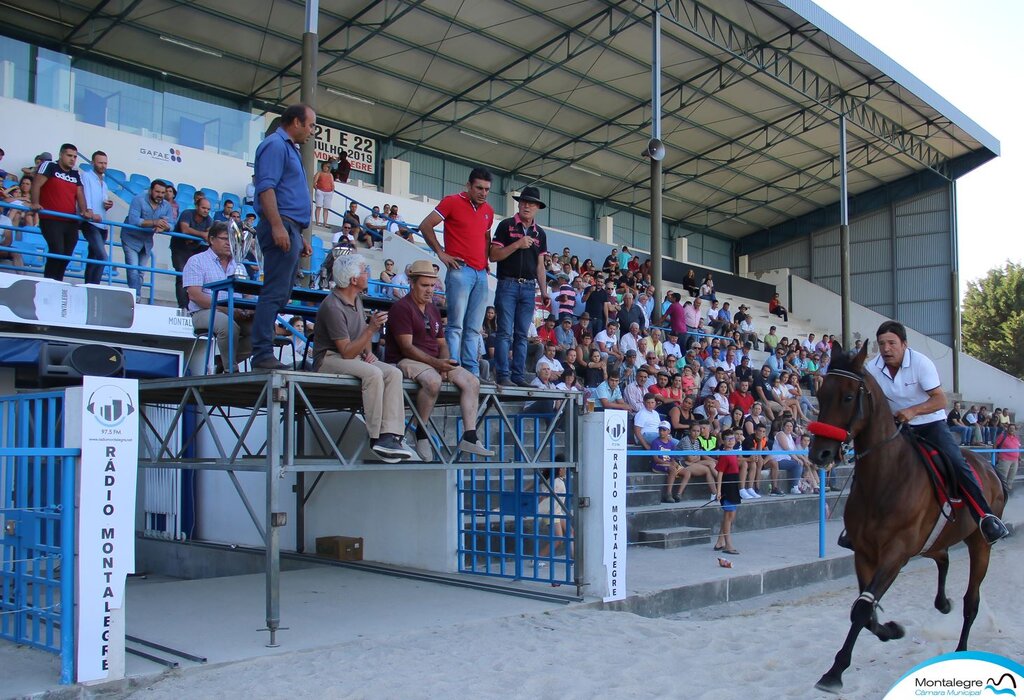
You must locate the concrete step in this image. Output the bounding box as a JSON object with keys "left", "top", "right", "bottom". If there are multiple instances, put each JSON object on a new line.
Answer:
{"left": 637, "top": 525, "right": 712, "bottom": 549}
{"left": 627, "top": 491, "right": 848, "bottom": 539}
{"left": 627, "top": 488, "right": 663, "bottom": 508}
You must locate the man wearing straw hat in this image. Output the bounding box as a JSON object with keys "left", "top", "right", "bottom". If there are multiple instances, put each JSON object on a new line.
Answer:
{"left": 386, "top": 260, "right": 495, "bottom": 462}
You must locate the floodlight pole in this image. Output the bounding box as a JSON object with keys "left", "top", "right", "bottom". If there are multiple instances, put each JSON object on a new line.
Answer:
{"left": 839, "top": 115, "right": 852, "bottom": 349}
{"left": 650, "top": 8, "right": 664, "bottom": 323}
{"left": 300, "top": 0, "right": 319, "bottom": 263}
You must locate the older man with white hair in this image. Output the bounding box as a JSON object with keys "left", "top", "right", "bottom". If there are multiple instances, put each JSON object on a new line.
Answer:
{"left": 313, "top": 254, "right": 414, "bottom": 463}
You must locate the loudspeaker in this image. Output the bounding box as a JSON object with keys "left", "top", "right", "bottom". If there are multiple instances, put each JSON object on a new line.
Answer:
{"left": 641, "top": 137, "right": 666, "bottom": 161}
{"left": 38, "top": 341, "right": 125, "bottom": 387}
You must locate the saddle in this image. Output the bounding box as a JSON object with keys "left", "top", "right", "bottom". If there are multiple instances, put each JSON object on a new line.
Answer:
{"left": 905, "top": 431, "right": 963, "bottom": 516}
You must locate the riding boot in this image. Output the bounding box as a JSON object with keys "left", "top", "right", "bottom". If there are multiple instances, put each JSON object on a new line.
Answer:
{"left": 837, "top": 530, "right": 853, "bottom": 550}
{"left": 910, "top": 420, "right": 1008, "bottom": 545}
{"left": 979, "top": 515, "right": 1009, "bottom": 544}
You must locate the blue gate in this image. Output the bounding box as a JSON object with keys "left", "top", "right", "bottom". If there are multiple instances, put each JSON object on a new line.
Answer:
{"left": 457, "top": 413, "right": 575, "bottom": 586}
{"left": 0, "top": 391, "right": 77, "bottom": 684}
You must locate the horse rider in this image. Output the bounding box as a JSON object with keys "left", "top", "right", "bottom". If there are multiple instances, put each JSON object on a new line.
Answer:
{"left": 867, "top": 321, "right": 1008, "bottom": 544}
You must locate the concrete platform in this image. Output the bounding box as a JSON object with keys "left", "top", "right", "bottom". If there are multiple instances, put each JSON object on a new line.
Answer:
{"left": 4, "top": 496, "right": 1021, "bottom": 698}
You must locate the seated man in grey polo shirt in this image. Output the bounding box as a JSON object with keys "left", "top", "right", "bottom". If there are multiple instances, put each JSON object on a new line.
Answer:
{"left": 182, "top": 221, "right": 253, "bottom": 372}
{"left": 312, "top": 254, "right": 414, "bottom": 463}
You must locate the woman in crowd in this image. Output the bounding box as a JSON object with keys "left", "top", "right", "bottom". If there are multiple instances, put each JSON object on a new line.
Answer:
{"left": 535, "top": 466, "right": 572, "bottom": 561}
{"left": 164, "top": 185, "right": 179, "bottom": 222}
{"left": 482, "top": 305, "right": 498, "bottom": 364}
{"left": 683, "top": 269, "right": 699, "bottom": 297}
{"left": 772, "top": 419, "right": 806, "bottom": 494}
{"left": 379, "top": 258, "right": 396, "bottom": 283}
{"left": 712, "top": 380, "right": 731, "bottom": 422}
{"left": 743, "top": 401, "right": 771, "bottom": 437}
{"left": 699, "top": 272, "right": 717, "bottom": 302}
{"left": 787, "top": 373, "right": 814, "bottom": 420}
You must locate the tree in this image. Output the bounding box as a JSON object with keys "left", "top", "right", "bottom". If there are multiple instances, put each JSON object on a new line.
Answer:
{"left": 961, "top": 261, "right": 1024, "bottom": 380}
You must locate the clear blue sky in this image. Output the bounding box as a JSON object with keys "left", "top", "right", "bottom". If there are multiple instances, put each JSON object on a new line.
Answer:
{"left": 813, "top": 0, "right": 1023, "bottom": 299}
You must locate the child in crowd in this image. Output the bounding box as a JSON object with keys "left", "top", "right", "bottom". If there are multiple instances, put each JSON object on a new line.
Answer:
{"left": 714, "top": 431, "right": 741, "bottom": 554}
{"left": 650, "top": 421, "right": 689, "bottom": 503}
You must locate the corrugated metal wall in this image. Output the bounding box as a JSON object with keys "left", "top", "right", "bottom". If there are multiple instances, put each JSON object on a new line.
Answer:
{"left": 747, "top": 187, "right": 953, "bottom": 345}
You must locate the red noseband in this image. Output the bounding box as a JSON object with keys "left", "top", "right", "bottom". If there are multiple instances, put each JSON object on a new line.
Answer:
{"left": 808, "top": 421, "right": 849, "bottom": 442}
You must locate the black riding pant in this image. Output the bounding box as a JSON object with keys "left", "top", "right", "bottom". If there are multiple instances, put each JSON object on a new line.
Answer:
{"left": 907, "top": 419, "right": 993, "bottom": 521}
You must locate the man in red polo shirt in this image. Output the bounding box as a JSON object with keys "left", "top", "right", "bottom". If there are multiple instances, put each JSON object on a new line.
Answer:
{"left": 418, "top": 166, "right": 495, "bottom": 378}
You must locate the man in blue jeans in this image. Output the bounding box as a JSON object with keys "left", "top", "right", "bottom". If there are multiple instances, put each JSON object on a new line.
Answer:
{"left": 418, "top": 166, "right": 495, "bottom": 377}
{"left": 488, "top": 186, "right": 550, "bottom": 387}
{"left": 250, "top": 104, "right": 315, "bottom": 370}
{"left": 123, "top": 180, "right": 172, "bottom": 299}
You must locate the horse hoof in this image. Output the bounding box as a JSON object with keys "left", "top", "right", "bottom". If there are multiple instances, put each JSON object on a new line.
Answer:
{"left": 815, "top": 674, "right": 843, "bottom": 694}
{"left": 882, "top": 621, "right": 905, "bottom": 640}
{"left": 936, "top": 597, "right": 952, "bottom": 615}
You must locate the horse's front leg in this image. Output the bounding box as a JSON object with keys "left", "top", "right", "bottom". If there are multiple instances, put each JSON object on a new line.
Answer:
{"left": 816, "top": 555, "right": 905, "bottom": 694}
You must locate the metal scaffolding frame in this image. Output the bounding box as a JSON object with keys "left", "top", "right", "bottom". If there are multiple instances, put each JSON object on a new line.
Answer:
{"left": 136, "top": 370, "right": 583, "bottom": 646}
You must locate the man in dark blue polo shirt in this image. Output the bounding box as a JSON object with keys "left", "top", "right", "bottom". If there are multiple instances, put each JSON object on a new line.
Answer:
{"left": 488, "top": 186, "right": 550, "bottom": 387}
{"left": 250, "top": 104, "right": 315, "bottom": 370}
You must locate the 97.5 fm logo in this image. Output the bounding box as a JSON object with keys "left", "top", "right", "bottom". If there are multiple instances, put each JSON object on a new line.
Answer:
{"left": 605, "top": 415, "right": 627, "bottom": 448}
{"left": 86, "top": 385, "right": 135, "bottom": 428}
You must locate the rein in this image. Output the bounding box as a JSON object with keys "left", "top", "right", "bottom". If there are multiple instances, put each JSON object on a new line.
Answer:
{"left": 808, "top": 368, "right": 905, "bottom": 461}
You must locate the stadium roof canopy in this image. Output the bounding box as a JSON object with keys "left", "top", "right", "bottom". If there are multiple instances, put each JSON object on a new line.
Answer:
{"left": 6, "top": 0, "right": 1000, "bottom": 239}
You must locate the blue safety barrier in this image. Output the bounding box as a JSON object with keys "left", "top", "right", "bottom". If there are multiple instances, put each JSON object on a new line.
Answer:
{"left": 456, "top": 412, "right": 574, "bottom": 586}
{"left": 0, "top": 391, "right": 78, "bottom": 684}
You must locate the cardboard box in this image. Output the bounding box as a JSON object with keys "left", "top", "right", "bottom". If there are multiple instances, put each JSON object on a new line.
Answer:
{"left": 315, "top": 535, "right": 363, "bottom": 561}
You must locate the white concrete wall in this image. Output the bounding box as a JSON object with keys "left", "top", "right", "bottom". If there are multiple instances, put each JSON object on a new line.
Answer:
{"left": 959, "top": 353, "right": 1024, "bottom": 417}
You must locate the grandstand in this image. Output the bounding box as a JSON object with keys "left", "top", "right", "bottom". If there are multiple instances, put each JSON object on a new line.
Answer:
{"left": 0, "top": 0, "right": 1022, "bottom": 689}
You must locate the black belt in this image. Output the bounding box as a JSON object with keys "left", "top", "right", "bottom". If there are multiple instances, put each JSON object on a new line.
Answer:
{"left": 499, "top": 276, "right": 535, "bottom": 284}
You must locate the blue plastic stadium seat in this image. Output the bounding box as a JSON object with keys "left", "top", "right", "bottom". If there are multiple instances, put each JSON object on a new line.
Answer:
{"left": 63, "top": 240, "right": 90, "bottom": 276}
{"left": 129, "top": 173, "right": 151, "bottom": 193}
{"left": 104, "top": 169, "right": 131, "bottom": 202}
{"left": 200, "top": 188, "right": 220, "bottom": 208}
{"left": 175, "top": 183, "right": 197, "bottom": 207}
{"left": 12, "top": 232, "right": 46, "bottom": 271}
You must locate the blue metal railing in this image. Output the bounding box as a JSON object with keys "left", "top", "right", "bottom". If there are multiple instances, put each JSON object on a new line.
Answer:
{"left": 456, "top": 412, "right": 574, "bottom": 586}
{"left": 0, "top": 391, "right": 78, "bottom": 685}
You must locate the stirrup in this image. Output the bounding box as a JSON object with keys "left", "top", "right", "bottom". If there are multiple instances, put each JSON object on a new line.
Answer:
{"left": 979, "top": 515, "right": 1009, "bottom": 545}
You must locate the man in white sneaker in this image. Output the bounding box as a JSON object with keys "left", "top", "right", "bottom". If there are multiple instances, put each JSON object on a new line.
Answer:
{"left": 386, "top": 260, "right": 495, "bottom": 461}
{"left": 312, "top": 253, "right": 414, "bottom": 463}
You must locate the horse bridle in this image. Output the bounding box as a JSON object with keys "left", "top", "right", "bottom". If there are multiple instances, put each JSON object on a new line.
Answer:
{"left": 808, "top": 368, "right": 903, "bottom": 460}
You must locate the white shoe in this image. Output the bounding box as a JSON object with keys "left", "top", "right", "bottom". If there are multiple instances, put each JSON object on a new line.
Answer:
{"left": 416, "top": 438, "right": 433, "bottom": 462}
{"left": 739, "top": 488, "right": 754, "bottom": 499}
{"left": 750, "top": 490, "right": 763, "bottom": 499}
{"left": 790, "top": 486, "right": 802, "bottom": 495}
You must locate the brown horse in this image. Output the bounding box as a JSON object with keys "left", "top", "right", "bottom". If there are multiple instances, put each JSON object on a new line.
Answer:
{"left": 807, "top": 342, "right": 1006, "bottom": 694}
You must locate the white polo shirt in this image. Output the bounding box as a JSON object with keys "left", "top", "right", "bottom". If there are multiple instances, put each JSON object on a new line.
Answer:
{"left": 865, "top": 348, "right": 946, "bottom": 425}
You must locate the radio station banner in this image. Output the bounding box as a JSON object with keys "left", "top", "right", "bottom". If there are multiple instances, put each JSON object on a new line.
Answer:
{"left": 76, "top": 376, "right": 139, "bottom": 683}
{"left": 601, "top": 409, "right": 627, "bottom": 602}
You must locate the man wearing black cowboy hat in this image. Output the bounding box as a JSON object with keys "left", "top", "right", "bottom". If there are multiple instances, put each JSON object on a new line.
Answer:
{"left": 489, "top": 185, "right": 550, "bottom": 387}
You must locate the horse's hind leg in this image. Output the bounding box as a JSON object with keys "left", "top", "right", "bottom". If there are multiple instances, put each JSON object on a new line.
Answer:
{"left": 956, "top": 532, "right": 991, "bottom": 651}
{"left": 933, "top": 550, "right": 953, "bottom": 614}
